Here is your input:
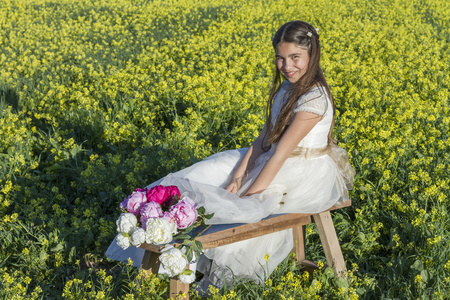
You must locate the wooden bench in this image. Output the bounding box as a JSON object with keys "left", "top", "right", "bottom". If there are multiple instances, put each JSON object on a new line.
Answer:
{"left": 139, "top": 199, "right": 351, "bottom": 299}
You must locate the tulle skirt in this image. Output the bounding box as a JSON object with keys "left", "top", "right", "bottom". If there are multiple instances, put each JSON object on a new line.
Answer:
{"left": 106, "top": 146, "right": 351, "bottom": 286}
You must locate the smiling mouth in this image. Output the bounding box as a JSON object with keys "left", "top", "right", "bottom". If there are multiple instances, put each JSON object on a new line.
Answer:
{"left": 285, "top": 71, "right": 297, "bottom": 77}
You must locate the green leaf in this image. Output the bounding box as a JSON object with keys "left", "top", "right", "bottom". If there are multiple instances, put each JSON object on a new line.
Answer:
{"left": 335, "top": 276, "right": 349, "bottom": 289}
{"left": 324, "top": 267, "right": 336, "bottom": 279}
{"left": 411, "top": 260, "right": 424, "bottom": 272}
{"left": 190, "top": 242, "right": 198, "bottom": 252}
{"left": 84, "top": 230, "right": 94, "bottom": 247}
{"left": 68, "top": 246, "right": 76, "bottom": 262}
{"left": 181, "top": 269, "right": 194, "bottom": 276}
{"left": 186, "top": 250, "right": 193, "bottom": 262}
{"left": 50, "top": 243, "right": 64, "bottom": 253}
{"left": 420, "top": 270, "right": 429, "bottom": 283}
{"left": 45, "top": 163, "right": 62, "bottom": 172}
{"left": 195, "top": 240, "right": 203, "bottom": 251}
{"left": 205, "top": 213, "right": 215, "bottom": 219}
{"left": 183, "top": 224, "right": 194, "bottom": 234}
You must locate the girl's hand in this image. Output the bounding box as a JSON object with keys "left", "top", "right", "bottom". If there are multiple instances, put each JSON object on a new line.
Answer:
{"left": 224, "top": 123, "right": 268, "bottom": 195}
{"left": 226, "top": 182, "right": 239, "bottom": 194}
{"left": 225, "top": 175, "right": 245, "bottom": 194}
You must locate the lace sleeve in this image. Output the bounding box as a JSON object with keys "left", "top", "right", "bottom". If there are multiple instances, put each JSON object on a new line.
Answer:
{"left": 293, "top": 87, "right": 328, "bottom": 116}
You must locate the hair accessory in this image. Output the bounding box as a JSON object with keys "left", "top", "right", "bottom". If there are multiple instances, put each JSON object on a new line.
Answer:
{"left": 307, "top": 32, "right": 313, "bottom": 37}
{"left": 315, "top": 27, "right": 319, "bottom": 33}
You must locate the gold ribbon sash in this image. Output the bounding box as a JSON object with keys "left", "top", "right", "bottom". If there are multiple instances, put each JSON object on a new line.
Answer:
{"left": 290, "top": 144, "right": 355, "bottom": 191}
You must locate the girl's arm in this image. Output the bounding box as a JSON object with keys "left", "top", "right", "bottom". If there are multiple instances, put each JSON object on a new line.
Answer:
{"left": 226, "top": 123, "right": 269, "bottom": 194}
{"left": 242, "top": 111, "right": 322, "bottom": 196}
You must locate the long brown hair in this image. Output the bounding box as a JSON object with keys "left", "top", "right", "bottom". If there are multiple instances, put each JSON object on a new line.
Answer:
{"left": 264, "top": 21, "right": 336, "bottom": 149}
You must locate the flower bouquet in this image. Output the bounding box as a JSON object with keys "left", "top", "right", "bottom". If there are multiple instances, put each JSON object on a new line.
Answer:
{"left": 115, "top": 185, "right": 213, "bottom": 283}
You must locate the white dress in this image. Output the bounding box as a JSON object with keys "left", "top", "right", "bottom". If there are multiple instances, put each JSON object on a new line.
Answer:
{"left": 106, "top": 81, "right": 353, "bottom": 287}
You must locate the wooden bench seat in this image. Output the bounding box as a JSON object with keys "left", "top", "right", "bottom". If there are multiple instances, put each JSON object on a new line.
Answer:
{"left": 140, "top": 199, "right": 351, "bottom": 299}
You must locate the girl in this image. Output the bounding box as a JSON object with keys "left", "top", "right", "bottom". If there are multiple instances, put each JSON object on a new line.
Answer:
{"left": 107, "top": 20, "right": 354, "bottom": 291}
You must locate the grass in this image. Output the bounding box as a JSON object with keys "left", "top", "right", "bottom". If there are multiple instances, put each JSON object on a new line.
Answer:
{"left": 0, "top": 0, "right": 449, "bottom": 298}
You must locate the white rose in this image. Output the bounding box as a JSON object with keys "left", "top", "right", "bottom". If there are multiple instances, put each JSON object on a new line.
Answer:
{"left": 159, "top": 245, "right": 188, "bottom": 277}
{"left": 145, "top": 218, "right": 174, "bottom": 245}
{"left": 130, "top": 227, "right": 146, "bottom": 247}
{"left": 179, "top": 271, "right": 196, "bottom": 284}
{"left": 116, "top": 233, "right": 130, "bottom": 250}
{"left": 116, "top": 213, "right": 137, "bottom": 234}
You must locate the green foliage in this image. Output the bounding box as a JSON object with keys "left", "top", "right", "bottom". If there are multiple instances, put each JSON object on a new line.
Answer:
{"left": 176, "top": 208, "right": 215, "bottom": 263}
{"left": 0, "top": 0, "right": 449, "bottom": 298}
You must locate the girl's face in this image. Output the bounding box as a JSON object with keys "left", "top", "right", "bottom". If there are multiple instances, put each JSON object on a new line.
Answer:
{"left": 276, "top": 42, "right": 310, "bottom": 83}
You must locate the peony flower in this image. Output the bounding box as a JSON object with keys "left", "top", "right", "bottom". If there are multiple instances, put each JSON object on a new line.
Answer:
{"left": 116, "top": 233, "right": 131, "bottom": 250}
{"left": 162, "top": 210, "right": 175, "bottom": 221}
{"left": 116, "top": 213, "right": 137, "bottom": 234}
{"left": 165, "top": 185, "right": 181, "bottom": 201}
{"left": 160, "top": 186, "right": 182, "bottom": 209}
{"left": 140, "top": 201, "right": 163, "bottom": 228}
{"left": 169, "top": 196, "right": 198, "bottom": 229}
{"left": 125, "top": 189, "right": 148, "bottom": 215}
{"left": 145, "top": 218, "right": 175, "bottom": 245}
{"left": 159, "top": 245, "right": 188, "bottom": 277}
{"left": 120, "top": 198, "right": 128, "bottom": 210}
{"left": 179, "top": 271, "right": 196, "bottom": 284}
{"left": 146, "top": 185, "right": 169, "bottom": 205}
{"left": 130, "top": 227, "right": 146, "bottom": 247}
{"left": 162, "top": 211, "right": 178, "bottom": 234}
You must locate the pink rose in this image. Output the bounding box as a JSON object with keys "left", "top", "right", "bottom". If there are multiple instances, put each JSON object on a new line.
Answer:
{"left": 140, "top": 201, "right": 163, "bottom": 228}
{"left": 146, "top": 186, "right": 169, "bottom": 205}
{"left": 126, "top": 189, "right": 147, "bottom": 215}
{"left": 169, "top": 196, "right": 198, "bottom": 229}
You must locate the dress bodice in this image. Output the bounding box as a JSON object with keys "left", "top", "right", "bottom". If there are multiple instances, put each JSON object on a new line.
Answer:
{"left": 271, "top": 81, "right": 332, "bottom": 149}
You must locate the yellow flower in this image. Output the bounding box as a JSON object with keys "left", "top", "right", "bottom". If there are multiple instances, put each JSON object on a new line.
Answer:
{"left": 414, "top": 274, "right": 423, "bottom": 284}
{"left": 127, "top": 257, "right": 134, "bottom": 266}
{"left": 302, "top": 271, "right": 309, "bottom": 280}
{"left": 312, "top": 280, "right": 322, "bottom": 290}
{"left": 317, "top": 261, "right": 325, "bottom": 269}
{"left": 227, "top": 290, "right": 236, "bottom": 298}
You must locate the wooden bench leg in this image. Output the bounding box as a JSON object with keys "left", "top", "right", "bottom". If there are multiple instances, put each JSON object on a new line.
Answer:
{"left": 170, "top": 278, "right": 189, "bottom": 300}
{"left": 292, "top": 225, "right": 306, "bottom": 262}
{"left": 141, "top": 251, "right": 190, "bottom": 299}
{"left": 140, "top": 250, "right": 161, "bottom": 275}
{"left": 293, "top": 223, "right": 322, "bottom": 274}
{"left": 313, "top": 211, "right": 346, "bottom": 276}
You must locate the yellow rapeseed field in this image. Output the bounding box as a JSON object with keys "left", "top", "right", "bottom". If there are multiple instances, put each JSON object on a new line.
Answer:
{"left": 0, "top": 0, "right": 449, "bottom": 298}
